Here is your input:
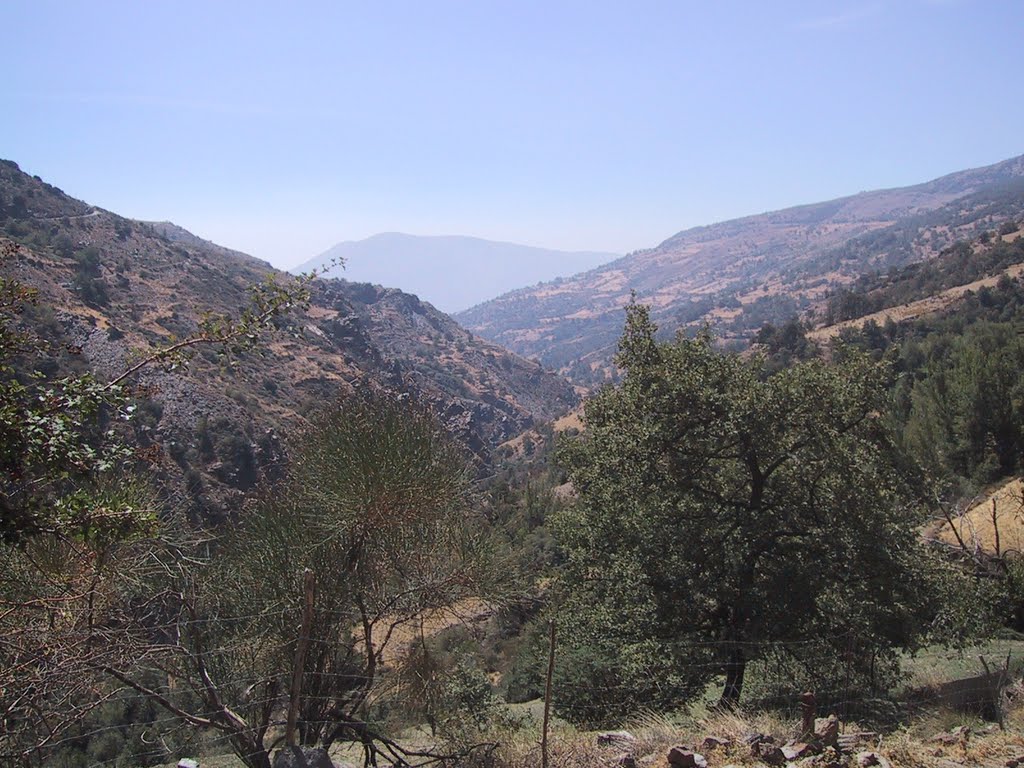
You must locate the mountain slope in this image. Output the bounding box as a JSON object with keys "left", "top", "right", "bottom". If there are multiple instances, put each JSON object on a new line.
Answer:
{"left": 293, "top": 232, "right": 618, "bottom": 314}
{"left": 0, "top": 159, "right": 577, "bottom": 522}
{"left": 457, "top": 154, "right": 1024, "bottom": 383}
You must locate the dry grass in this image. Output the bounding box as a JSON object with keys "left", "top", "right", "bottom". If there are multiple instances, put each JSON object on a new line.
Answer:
{"left": 162, "top": 696, "right": 1024, "bottom": 767}
{"left": 884, "top": 702, "right": 1024, "bottom": 767}
{"left": 553, "top": 409, "right": 584, "bottom": 433}
{"left": 497, "top": 406, "right": 583, "bottom": 461}
{"left": 487, "top": 697, "right": 1024, "bottom": 767}
{"left": 935, "top": 478, "right": 1024, "bottom": 557}
{"left": 368, "top": 598, "right": 493, "bottom": 663}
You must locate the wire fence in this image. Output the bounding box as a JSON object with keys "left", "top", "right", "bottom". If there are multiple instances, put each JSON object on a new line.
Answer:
{"left": 2, "top": 599, "right": 1021, "bottom": 768}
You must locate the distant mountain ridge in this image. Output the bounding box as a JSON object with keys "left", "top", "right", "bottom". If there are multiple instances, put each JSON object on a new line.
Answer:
{"left": 293, "top": 232, "right": 618, "bottom": 313}
{"left": 456, "top": 154, "right": 1024, "bottom": 384}
{"left": 0, "top": 159, "right": 578, "bottom": 524}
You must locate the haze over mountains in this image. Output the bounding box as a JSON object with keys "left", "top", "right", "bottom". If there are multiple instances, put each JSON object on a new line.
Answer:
{"left": 292, "top": 232, "right": 618, "bottom": 314}
{"left": 457, "top": 153, "right": 1024, "bottom": 383}
{"left": 6, "top": 149, "right": 1024, "bottom": 418}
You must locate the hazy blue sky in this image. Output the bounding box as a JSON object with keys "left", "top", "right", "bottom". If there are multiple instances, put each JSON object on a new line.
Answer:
{"left": 3, "top": 1, "right": 1022, "bottom": 271}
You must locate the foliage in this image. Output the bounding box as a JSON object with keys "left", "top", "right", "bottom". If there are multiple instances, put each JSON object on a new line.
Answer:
{"left": 0, "top": 240, "right": 140, "bottom": 542}
{"left": 822, "top": 234, "right": 1024, "bottom": 633}
{"left": 752, "top": 316, "right": 816, "bottom": 372}
{"left": 397, "top": 631, "right": 520, "bottom": 749}
{"left": 837, "top": 273, "right": 1024, "bottom": 495}
{"left": 901, "top": 324, "right": 1024, "bottom": 487}
{"left": 0, "top": 237, "right": 325, "bottom": 543}
{"left": 553, "top": 302, "right": 965, "bottom": 725}
{"left": 824, "top": 232, "right": 1024, "bottom": 325}
{"left": 100, "top": 390, "right": 501, "bottom": 768}
{"left": 0, "top": 237, "right": 336, "bottom": 764}
{"left": 0, "top": 494, "right": 165, "bottom": 767}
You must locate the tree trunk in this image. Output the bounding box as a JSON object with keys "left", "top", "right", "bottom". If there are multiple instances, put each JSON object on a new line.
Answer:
{"left": 231, "top": 736, "right": 272, "bottom": 768}
{"left": 718, "top": 646, "right": 746, "bottom": 708}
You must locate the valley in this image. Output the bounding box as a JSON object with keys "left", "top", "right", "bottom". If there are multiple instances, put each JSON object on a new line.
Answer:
{"left": 4, "top": 155, "right": 1024, "bottom": 768}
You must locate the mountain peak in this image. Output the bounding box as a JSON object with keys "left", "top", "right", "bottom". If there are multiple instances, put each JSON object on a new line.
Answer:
{"left": 293, "top": 233, "right": 619, "bottom": 314}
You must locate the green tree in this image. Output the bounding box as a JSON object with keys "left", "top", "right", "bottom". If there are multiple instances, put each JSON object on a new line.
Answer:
{"left": 554, "top": 302, "right": 961, "bottom": 723}
{"left": 103, "top": 390, "right": 501, "bottom": 768}
{"left": 0, "top": 238, "right": 324, "bottom": 543}
{"left": 904, "top": 323, "right": 1024, "bottom": 486}
{"left": 0, "top": 238, "right": 336, "bottom": 763}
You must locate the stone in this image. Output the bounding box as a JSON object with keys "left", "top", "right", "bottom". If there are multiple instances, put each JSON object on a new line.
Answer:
{"left": 700, "top": 736, "right": 731, "bottom": 751}
{"left": 177, "top": 761, "right": 199, "bottom": 768}
{"left": 758, "top": 746, "right": 787, "bottom": 766}
{"left": 929, "top": 726, "right": 970, "bottom": 752}
{"left": 666, "top": 746, "right": 708, "bottom": 768}
{"left": 598, "top": 731, "right": 638, "bottom": 747}
{"left": 814, "top": 715, "right": 839, "bottom": 747}
{"left": 782, "top": 742, "right": 816, "bottom": 760}
{"left": 742, "top": 732, "right": 776, "bottom": 747}
{"left": 854, "top": 752, "right": 892, "bottom": 768}
{"left": 273, "top": 746, "right": 335, "bottom": 768}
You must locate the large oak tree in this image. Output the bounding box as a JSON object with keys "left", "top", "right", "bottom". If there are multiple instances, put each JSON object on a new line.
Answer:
{"left": 554, "top": 302, "right": 964, "bottom": 723}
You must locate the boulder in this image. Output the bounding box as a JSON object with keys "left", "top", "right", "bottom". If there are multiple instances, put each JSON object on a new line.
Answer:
{"left": 742, "top": 732, "right": 776, "bottom": 748}
{"left": 814, "top": 715, "right": 840, "bottom": 747}
{"left": 758, "top": 746, "right": 787, "bottom": 766}
{"left": 273, "top": 746, "right": 335, "bottom": 768}
{"left": 930, "top": 725, "right": 970, "bottom": 745}
{"left": 666, "top": 746, "right": 708, "bottom": 768}
{"left": 782, "top": 742, "right": 816, "bottom": 760}
{"left": 598, "top": 731, "right": 638, "bottom": 747}
{"left": 855, "top": 752, "right": 892, "bottom": 768}
{"left": 700, "top": 736, "right": 731, "bottom": 751}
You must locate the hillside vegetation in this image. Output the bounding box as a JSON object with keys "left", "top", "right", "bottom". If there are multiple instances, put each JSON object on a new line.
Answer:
{"left": 0, "top": 159, "right": 577, "bottom": 524}
{"left": 4, "top": 160, "right": 1024, "bottom": 768}
{"left": 457, "top": 155, "right": 1024, "bottom": 386}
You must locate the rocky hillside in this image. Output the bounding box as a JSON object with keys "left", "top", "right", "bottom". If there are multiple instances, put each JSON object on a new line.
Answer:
{"left": 457, "top": 154, "right": 1024, "bottom": 384}
{"left": 0, "top": 159, "right": 577, "bottom": 523}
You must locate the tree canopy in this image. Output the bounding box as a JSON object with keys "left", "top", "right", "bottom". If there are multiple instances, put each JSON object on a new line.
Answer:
{"left": 99, "top": 390, "right": 499, "bottom": 768}
{"left": 554, "top": 302, "right": 968, "bottom": 724}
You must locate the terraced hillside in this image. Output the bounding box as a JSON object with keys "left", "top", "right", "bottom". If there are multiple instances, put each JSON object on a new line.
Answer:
{"left": 458, "top": 154, "right": 1024, "bottom": 385}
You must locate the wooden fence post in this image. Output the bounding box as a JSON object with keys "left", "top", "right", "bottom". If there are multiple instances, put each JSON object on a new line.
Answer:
{"left": 286, "top": 568, "right": 316, "bottom": 747}
{"left": 541, "top": 619, "right": 557, "bottom": 768}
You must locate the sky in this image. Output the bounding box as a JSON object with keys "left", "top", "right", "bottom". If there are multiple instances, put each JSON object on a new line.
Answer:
{"left": 3, "top": 0, "right": 1023, "bottom": 274}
